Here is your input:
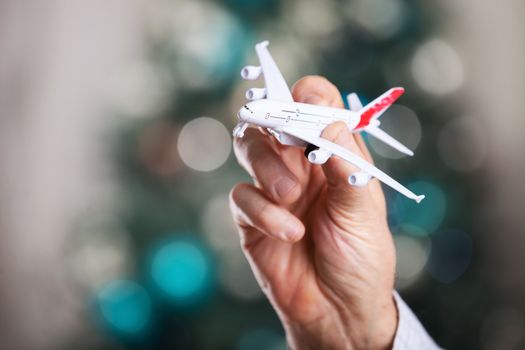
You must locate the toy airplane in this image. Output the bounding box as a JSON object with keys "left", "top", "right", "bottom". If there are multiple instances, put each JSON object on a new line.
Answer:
{"left": 233, "top": 41, "right": 425, "bottom": 203}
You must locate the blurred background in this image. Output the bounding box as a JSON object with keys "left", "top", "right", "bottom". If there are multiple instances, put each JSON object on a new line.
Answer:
{"left": 0, "top": 0, "right": 524, "bottom": 349}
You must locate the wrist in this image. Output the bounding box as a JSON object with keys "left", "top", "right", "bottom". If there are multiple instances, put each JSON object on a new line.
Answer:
{"left": 348, "top": 293, "right": 398, "bottom": 349}
{"left": 283, "top": 294, "right": 398, "bottom": 350}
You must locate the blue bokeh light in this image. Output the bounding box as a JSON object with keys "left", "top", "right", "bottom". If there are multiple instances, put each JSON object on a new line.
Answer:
{"left": 392, "top": 180, "right": 447, "bottom": 235}
{"left": 151, "top": 238, "right": 212, "bottom": 302}
{"left": 96, "top": 280, "right": 151, "bottom": 334}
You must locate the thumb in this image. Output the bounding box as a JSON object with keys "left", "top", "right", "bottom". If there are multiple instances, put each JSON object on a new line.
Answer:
{"left": 292, "top": 76, "right": 376, "bottom": 211}
{"left": 292, "top": 75, "right": 345, "bottom": 107}
{"left": 320, "top": 122, "right": 376, "bottom": 212}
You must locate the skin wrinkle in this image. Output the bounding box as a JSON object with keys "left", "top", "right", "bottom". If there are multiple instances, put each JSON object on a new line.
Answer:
{"left": 283, "top": 279, "right": 350, "bottom": 350}
{"left": 316, "top": 264, "right": 394, "bottom": 349}
{"left": 312, "top": 248, "right": 357, "bottom": 341}
{"left": 314, "top": 278, "right": 358, "bottom": 348}
{"left": 314, "top": 197, "right": 395, "bottom": 347}
{"left": 308, "top": 203, "right": 392, "bottom": 348}
{"left": 316, "top": 233, "right": 376, "bottom": 299}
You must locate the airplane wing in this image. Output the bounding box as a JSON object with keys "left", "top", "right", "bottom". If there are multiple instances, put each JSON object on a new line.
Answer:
{"left": 365, "top": 126, "right": 414, "bottom": 156}
{"left": 282, "top": 127, "right": 425, "bottom": 203}
{"left": 255, "top": 41, "right": 294, "bottom": 102}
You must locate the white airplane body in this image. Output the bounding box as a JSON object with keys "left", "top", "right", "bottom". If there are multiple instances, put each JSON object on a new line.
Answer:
{"left": 234, "top": 41, "right": 425, "bottom": 203}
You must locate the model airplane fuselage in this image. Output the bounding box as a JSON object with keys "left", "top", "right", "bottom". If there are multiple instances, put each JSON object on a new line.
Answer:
{"left": 233, "top": 41, "right": 425, "bottom": 203}
{"left": 240, "top": 100, "right": 357, "bottom": 129}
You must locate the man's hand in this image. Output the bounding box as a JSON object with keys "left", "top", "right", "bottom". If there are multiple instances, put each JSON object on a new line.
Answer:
{"left": 229, "top": 76, "right": 398, "bottom": 349}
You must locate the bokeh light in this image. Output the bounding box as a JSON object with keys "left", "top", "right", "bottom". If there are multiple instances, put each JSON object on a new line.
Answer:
{"left": 394, "top": 234, "right": 430, "bottom": 290}
{"left": 96, "top": 280, "right": 151, "bottom": 334}
{"left": 285, "top": 0, "right": 342, "bottom": 42}
{"left": 237, "top": 328, "right": 286, "bottom": 350}
{"left": 147, "top": 0, "right": 248, "bottom": 89}
{"left": 202, "top": 194, "right": 263, "bottom": 300}
{"left": 438, "top": 116, "right": 487, "bottom": 172}
{"left": 394, "top": 181, "right": 447, "bottom": 234}
{"left": 426, "top": 229, "right": 473, "bottom": 284}
{"left": 344, "top": 0, "right": 407, "bottom": 39}
{"left": 368, "top": 105, "right": 422, "bottom": 159}
{"left": 177, "top": 117, "right": 232, "bottom": 172}
{"left": 67, "top": 221, "right": 132, "bottom": 291}
{"left": 411, "top": 39, "right": 464, "bottom": 95}
{"left": 151, "top": 239, "right": 212, "bottom": 301}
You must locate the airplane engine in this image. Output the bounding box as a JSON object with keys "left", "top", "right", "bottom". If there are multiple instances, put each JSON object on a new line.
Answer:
{"left": 246, "top": 88, "right": 267, "bottom": 100}
{"left": 307, "top": 149, "right": 332, "bottom": 165}
{"left": 348, "top": 172, "right": 371, "bottom": 187}
{"left": 241, "top": 65, "right": 262, "bottom": 80}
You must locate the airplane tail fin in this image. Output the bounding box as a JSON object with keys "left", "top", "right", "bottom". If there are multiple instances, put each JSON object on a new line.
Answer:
{"left": 355, "top": 87, "right": 404, "bottom": 129}
{"left": 347, "top": 88, "right": 413, "bottom": 156}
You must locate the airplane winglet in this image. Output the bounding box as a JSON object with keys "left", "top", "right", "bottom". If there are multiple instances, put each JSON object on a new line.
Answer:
{"left": 364, "top": 126, "right": 414, "bottom": 157}
{"left": 415, "top": 195, "right": 425, "bottom": 203}
{"left": 256, "top": 40, "right": 269, "bottom": 48}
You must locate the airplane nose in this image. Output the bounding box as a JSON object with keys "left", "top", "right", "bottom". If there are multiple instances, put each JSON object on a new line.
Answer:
{"left": 238, "top": 108, "right": 250, "bottom": 121}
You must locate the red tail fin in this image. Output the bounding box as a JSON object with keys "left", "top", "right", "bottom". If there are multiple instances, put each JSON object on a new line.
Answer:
{"left": 355, "top": 87, "right": 404, "bottom": 129}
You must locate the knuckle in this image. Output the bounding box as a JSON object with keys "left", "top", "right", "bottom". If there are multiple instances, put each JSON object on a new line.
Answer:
{"left": 321, "top": 121, "right": 348, "bottom": 142}
{"left": 293, "top": 75, "right": 332, "bottom": 93}
{"left": 295, "top": 75, "right": 330, "bottom": 88}
{"left": 229, "top": 183, "right": 249, "bottom": 205}
{"left": 292, "top": 75, "right": 342, "bottom": 106}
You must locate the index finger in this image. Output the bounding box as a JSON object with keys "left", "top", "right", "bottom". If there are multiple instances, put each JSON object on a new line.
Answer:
{"left": 234, "top": 127, "right": 302, "bottom": 204}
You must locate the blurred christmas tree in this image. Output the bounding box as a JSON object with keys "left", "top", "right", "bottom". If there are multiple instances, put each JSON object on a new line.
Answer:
{"left": 73, "top": 0, "right": 486, "bottom": 349}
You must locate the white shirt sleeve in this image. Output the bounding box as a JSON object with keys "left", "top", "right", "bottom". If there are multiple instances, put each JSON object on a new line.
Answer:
{"left": 392, "top": 291, "right": 442, "bottom": 350}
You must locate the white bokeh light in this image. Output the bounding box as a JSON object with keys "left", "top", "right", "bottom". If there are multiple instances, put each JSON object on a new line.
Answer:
{"left": 68, "top": 224, "right": 132, "bottom": 291}
{"left": 177, "top": 117, "right": 231, "bottom": 172}
{"left": 394, "top": 233, "right": 430, "bottom": 290}
{"left": 148, "top": 0, "right": 243, "bottom": 89}
{"left": 345, "top": 0, "right": 407, "bottom": 39}
{"left": 411, "top": 39, "right": 464, "bottom": 95}
{"left": 368, "top": 105, "right": 422, "bottom": 159}
{"left": 438, "top": 116, "right": 487, "bottom": 172}
{"left": 286, "top": 0, "right": 342, "bottom": 41}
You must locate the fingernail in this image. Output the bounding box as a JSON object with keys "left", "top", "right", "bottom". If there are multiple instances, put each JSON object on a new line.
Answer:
{"left": 303, "top": 94, "right": 323, "bottom": 105}
{"left": 283, "top": 219, "right": 301, "bottom": 241}
{"left": 274, "top": 177, "right": 297, "bottom": 199}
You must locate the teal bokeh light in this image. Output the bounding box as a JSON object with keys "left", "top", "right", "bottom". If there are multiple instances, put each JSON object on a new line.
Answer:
{"left": 393, "top": 180, "right": 447, "bottom": 235}
{"left": 151, "top": 238, "right": 212, "bottom": 302}
{"left": 97, "top": 280, "right": 151, "bottom": 334}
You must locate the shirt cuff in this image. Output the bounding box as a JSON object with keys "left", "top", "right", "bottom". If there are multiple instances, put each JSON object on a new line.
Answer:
{"left": 392, "top": 291, "right": 442, "bottom": 350}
